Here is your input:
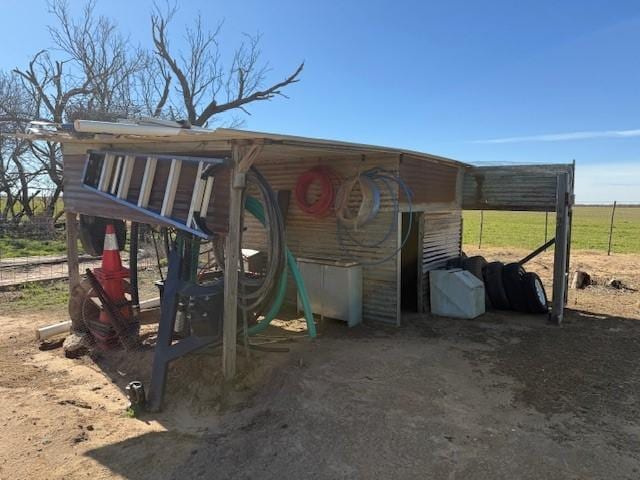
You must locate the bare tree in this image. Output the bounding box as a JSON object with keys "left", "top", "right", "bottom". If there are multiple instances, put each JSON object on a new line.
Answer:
{"left": 11, "top": 0, "right": 145, "bottom": 214}
{"left": 151, "top": 3, "right": 303, "bottom": 126}
{"left": 0, "top": 73, "right": 45, "bottom": 222}
{"left": 4, "top": 0, "right": 304, "bottom": 221}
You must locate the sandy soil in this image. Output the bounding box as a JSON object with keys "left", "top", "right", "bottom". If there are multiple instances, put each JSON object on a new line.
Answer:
{"left": 465, "top": 247, "right": 640, "bottom": 320}
{"left": 1, "top": 250, "right": 639, "bottom": 479}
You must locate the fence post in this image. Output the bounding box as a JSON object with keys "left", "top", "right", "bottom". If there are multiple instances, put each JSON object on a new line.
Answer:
{"left": 551, "top": 174, "right": 570, "bottom": 325}
{"left": 65, "top": 211, "right": 81, "bottom": 293}
{"left": 544, "top": 211, "right": 549, "bottom": 242}
{"left": 607, "top": 201, "right": 617, "bottom": 256}
{"left": 478, "top": 210, "right": 484, "bottom": 249}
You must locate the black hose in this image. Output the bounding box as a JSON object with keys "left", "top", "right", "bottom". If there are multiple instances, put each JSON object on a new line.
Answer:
{"left": 130, "top": 222, "right": 140, "bottom": 313}
{"left": 213, "top": 166, "right": 286, "bottom": 315}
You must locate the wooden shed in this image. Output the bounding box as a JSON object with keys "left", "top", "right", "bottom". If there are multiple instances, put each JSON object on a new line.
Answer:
{"left": 23, "top": 120, "right": 574, "bottom": 378}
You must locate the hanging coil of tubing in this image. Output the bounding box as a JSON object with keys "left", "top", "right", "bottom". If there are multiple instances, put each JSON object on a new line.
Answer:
{"left": 213, "top": 166, "right": 286, "bottom": 314}
{"left": 335, "top": 167, "right": 414, "bottom": 265}
{"left": 294, "top": 166, "right": 337, "bottom": 217}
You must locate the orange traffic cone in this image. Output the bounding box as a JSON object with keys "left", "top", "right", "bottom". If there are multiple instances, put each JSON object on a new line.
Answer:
{"left": 93, "top": 224, "right": 132, "bottom": 349}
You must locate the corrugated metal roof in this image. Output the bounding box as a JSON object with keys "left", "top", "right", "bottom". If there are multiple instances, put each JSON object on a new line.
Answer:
{"left": 17, "top": 119, "right": 469, "bottom": 168}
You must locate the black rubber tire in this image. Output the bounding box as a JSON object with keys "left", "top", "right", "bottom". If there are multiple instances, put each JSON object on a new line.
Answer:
{"left": 462, "top": 255, "right": 487, "bottom": 281}
{"left": 522, "top": 272, "right": 549, "bottom": 314}
{"left": 482, "top": 261, "right": 511, "bottom": 310}
{"left": 462, "top": 255, "right": 492, "bottom": 309}
{"left": 78, "top": 215, "right": 127, "bottom": 256}
{"left": 446, "top": 257, "right": 464, "bottom": 269}
{"left": 502, "top": 263, "right": 529, "bottom": 312}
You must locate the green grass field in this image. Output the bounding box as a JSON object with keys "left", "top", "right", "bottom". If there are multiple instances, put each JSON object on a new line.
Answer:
{"left": 0, "top": 237, "right": 69, "bottom": 258}
{"left": 1, "top": 206, "right": 638, "bottom": 258}
{"left": 0, "top": 280, "right": 69, "bottom": 313}
{"left": 463, "top": 206, "right": 640, "bottom": 254}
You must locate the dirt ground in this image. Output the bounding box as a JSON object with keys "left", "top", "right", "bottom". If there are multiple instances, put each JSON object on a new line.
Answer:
{"left": 1, "top": 249, "right": 639, "bottom": 479}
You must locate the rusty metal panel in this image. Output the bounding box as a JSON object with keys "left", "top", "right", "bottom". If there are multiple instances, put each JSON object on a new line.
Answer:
{"left": 421, "top": 211, "right": 462, "bottom": 311}
{"left": 462, "top": 164, "right": 574, "bottom": 211}
{"left": 399, "top": 155, "right": 459, "bottom": 204}
{"left": 242, "top": 154, "right": 401, "bottom": 325}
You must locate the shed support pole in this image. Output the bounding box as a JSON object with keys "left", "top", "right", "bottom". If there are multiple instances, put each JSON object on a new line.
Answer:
{"left": 222, "top": 143, "right": 262, "bottom": 380}
{"left": 223, "top": 149, "right": 243, "bottom": 379}
{"left": 551, "top": 174, "right": 570, "bottom": 324}
{"left": 65, "top": 211, "right": 82, "bottom": 332}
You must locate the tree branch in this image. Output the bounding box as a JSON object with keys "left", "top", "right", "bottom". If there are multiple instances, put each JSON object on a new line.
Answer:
{"left": 197, "top": 62, "right": 303, "bottom": 125}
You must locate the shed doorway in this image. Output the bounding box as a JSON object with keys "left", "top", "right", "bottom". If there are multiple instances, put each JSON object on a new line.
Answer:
{"left": 401, "top": 211, "right": 422, "bottom": 312}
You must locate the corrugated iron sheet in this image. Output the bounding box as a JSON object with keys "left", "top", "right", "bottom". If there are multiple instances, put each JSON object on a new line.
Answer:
{"left": 63, "top": 143, "right": 467, "bottom": 325}
{"left": 242, "top": 153, "right": 401, "bottom": 325}
{"left": 463, "top": 164, "right": 574, "bottom": 211}
{"left": 399, "top": 154, "right": 459, "bottom": 204}
{"left": 37, "top": 124, "right": 468, "bottom": 170}
{"left": 421, "top": 211, "right": 462, "bottom": 311}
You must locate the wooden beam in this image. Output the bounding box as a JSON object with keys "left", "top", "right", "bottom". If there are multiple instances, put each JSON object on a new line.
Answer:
{"left": 65, "top": 211, "right": 82, "bottom": 332}
{"left": 222, "top": 143, "right": 262, "bottom": 379}
{"left": 551, "top": 173, "right": 570, "bottom": 324}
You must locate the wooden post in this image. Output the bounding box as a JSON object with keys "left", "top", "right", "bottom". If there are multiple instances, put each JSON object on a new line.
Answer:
{"left": 564, "top": 161, "right": 575, "bottom": 304}
{"left": 223, "top": 147, "right": 243, "bottom": 379}
{"left": 222, "top": 143, "right": 262, "bottom": 379}
{"left": 544, "top": 211, "right": 548, "bottom": 242}
{"left": 478, "top": 210, "right": 484, "bottom": 249}
{"left": 607, "top": 201, "right": 617, "bottom": 256}
{"left": 65, "top": 211, "right": 80, "bottom": 291}
{"left": 65, "top": 211, "right": 82, "bottom": 332}
{"left": 551, "top": 174, "right": 570, "bottom": 325}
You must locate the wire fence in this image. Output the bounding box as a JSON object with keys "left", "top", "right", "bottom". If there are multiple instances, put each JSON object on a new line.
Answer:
{"left": 0, "top": 218, "right": 164, "bottom": 290}
{"left": 462, "top": 204, "right": 640, "bottom": 255}
{"left": 2, "top": 202, "right": 639, "bottom": 289}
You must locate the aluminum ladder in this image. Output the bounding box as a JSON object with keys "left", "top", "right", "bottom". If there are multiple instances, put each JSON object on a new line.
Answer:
{"left": 81, "top": 150, "right": 227, "bottom": 238}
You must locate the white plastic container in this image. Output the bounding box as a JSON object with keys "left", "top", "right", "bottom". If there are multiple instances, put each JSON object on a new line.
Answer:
{"left": 430, "top": 269, "right": 485, "bottom": 319}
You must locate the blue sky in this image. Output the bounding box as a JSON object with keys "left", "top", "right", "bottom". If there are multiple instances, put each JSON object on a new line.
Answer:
{"left": 1, "top": 0, "right": 639, "bottom": 202}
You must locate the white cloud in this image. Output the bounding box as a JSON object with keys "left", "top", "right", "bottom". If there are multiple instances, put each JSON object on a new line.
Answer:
{"left": 575, "top": 161, "right": 640, "bottom": 203}
{"left": 474, "top": 129, "right": 640, "bottom": 144}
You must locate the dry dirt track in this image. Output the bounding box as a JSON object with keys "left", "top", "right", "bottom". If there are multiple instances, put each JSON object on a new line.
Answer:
{"left": 1, "top": 250, "right": 639, "bottom": 479}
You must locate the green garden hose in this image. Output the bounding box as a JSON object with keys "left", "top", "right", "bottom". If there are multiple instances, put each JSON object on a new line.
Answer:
{"left": 244, "top": 195, "right": 316, "bottom": 338}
